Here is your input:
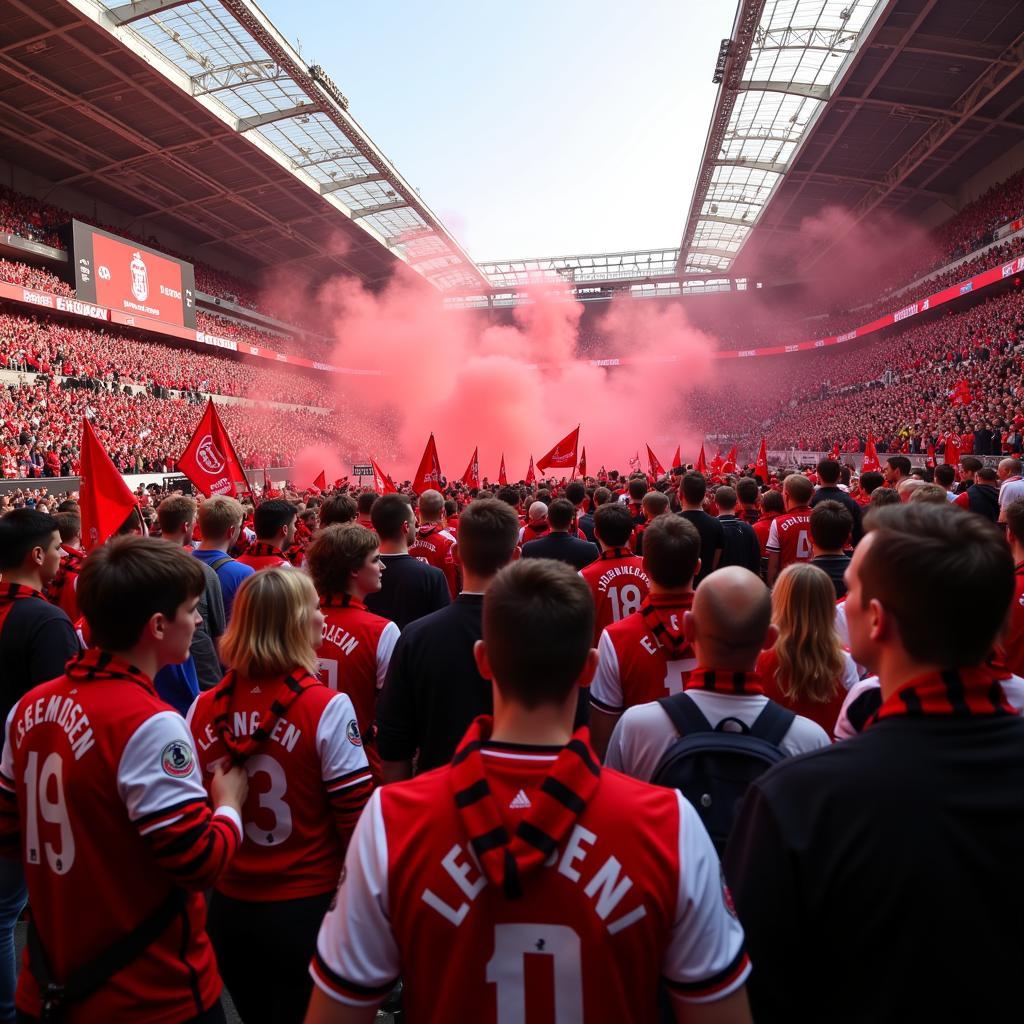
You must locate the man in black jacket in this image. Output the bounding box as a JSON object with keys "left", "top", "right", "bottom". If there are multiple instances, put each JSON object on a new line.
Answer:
{"left": 521, "top": 498, "right": 599, "bottom": 570}
{"left": 810, "top": 458, "right": 863, "bottom": 545}
{"left": 715, "top": 486, "right": 761, "bottom": 575}
{"left": 952, "top": 465, "right": 1000, "bottom": 521}
{"left": 725, "top": 503, "right": 1024, "bottom": 1023}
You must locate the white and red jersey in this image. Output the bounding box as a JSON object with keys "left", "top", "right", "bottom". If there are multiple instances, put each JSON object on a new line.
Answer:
{"left": 410, "top": 524, "right": 459, "bottom": 597}
{"left": 0, "top": 650, "right": 242, "bottom": 1023}
{"left": 589, "top": 593, "right": 697, "bottom": 714}
{"left": 310, "top": 740, "right": 748, "bottom": 1020}
{"left": 236, "top": 542, "right": 291, "bottom": 572}
{"left": 579, "top": 548, "right": 651, "bottom": 643}
{"left": 765, "top": 505, "right": 813, "bottom": 570}
{"left": 187, "top": 673, "right": 373, "bottom": 902}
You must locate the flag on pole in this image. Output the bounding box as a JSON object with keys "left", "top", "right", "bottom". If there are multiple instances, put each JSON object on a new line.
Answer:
{"left": 525, "top": 455, "right": 536, "bottom": 485}
{"left": 696, "top": 443, "right": 708, "bottom": 475}
{"left": 578, "top": 447, "right": 587, "bottom": 478}
{"left": 498, "top": 454, "right": 507, "bottom": 486}
{"left": 628, "top": 453, "right": 641, "bottom": 474}
{"left": 79, "top": 417, "right": 138, "bottom": 550}
{"left": 755, "top": 437, "right": 769, "bottom": 484}
{"left": 722, "top": 445, "right": 738, "bottom": 474}
{"left": 461, "top": 447, "right": 480, "bottom": 489}
{"left": 536, "top": 425, "right": 580, "bottom": 472}
{"left": 862, "top": 434, "right": 881, "bottom": 472}
{"left": 370, "top": 458, "right": 397, "bottom": 495}
{"left": 312, "top": 470, "right": 327, "bottom": 492}
{"left": 672, "top": 446, "right": 682, "bottom": 470}
{"left": 177, "top": 399, "right": 249, "bottom": 498}
{"left": 412, "top": 433, "right": 443, "bottom": 494}
{"left": 646, "top": 444, "right": 665, "bottom": 479}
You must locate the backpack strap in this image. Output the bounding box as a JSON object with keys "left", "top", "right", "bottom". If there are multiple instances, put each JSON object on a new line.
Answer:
{"left": 209, "top": 555, "right": 233, "bottom": 572}
{"left": 748, "top": 699, "right": 796, "bottom": 747}
{"left": 657, "top": 692, "right": 713, "bottom": 737}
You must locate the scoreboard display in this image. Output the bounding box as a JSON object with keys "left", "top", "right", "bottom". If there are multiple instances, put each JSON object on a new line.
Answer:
{"left": 71, "top": 220, "right": 196, "bottom": 329}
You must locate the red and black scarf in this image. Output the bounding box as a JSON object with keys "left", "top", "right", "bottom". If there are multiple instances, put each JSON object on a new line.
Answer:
{"left": 66, "top": 648, "right": 153, "bottom": 692}
{"left": 640, "top": 592, "right": 693, "bottom": 660}
{"left": 212, "top": 668, "right": 319, "bottom": 765}
{"left": 44, "top": 547, "right": 84, "bottom": 608}
{"left": 246, "top": 542, "right": 288, "bottom": 563}
{"left": 873, "top": 666, "right": 1014, "bottom": 723}
{"left": 451, "top": 717, "right": 600, "bottom": 900}
{"left": 320, "top": 593, "right": 365, "bottom": 612}
{"left": 598, "top": 546, "right": 633, "bottom": 562}
{"left": 685, "top": 667, "right": 764, "bottom": 696}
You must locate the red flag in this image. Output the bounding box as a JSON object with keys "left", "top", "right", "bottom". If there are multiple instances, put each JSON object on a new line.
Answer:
{"left": 370, "top": 458, "right": 397, "bottom": 495}
{"left": 525, "top": 455, "right": 535, "bottom": 485}
{"left": 334, "top": 477, "right": 348, "bottom": 490}
{"left": 413, "top": 433, "right": 443, "bottom": 494}
{"left": 646, "top": 444, "right": 665, "bottom": 478}
{"left": 696, "top": 443, "right": 708, "bottom": 475}
{"left": 578, "top": 447, "right": 587, "bottom": 478}
{"left": 926, "top": 443, "right": 936, "bottom": 469}
{"left": 461, "top": 447, "right": 480, "bottom": 489}
{"left": 79, "top": 418, "right": 138, "bottom": 550}
{"left": 672, "top": 446, "right": 682, "bottom": 470}
{"left": 710, "top": 451, "right": 725, "bottom": 475}
{"left": 536, "top": 425, "right": 579, "bottom": 472}
{"left": 862, "top": 434, "right": 880, "bottom": 473}
{"left": 177, "top": 399, "right": 249, "bottom": 498}
{"left": 755, "top": 437, "right": 769, "bottom": 484}
{"left": 498, "top": 454, "right": 508, "bottom": 486}
{"left": 722, "top": 446, "right": 738, "bottom": 474}
{"left": 312, "top": 470, "right": 327, "bottom": 491}
{"left": 829, "top": 442, "right": 840, "bottom": 461}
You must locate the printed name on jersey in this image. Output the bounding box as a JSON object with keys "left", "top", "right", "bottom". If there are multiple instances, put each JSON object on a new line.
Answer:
{"left": 14, "top": 694, "right": 95, "bottom": 761}
{"left": 596, "top": 564, "right": 648, "bottom": 595}
{"left": 161, "top": 740, "right": 195, "bottom": 778}
{"left": 346, "top": 719, "right": 362, "bottom": 746}
{"left": 194, "top": 713, "right": 301, "bottom": 753}
{"left": 322, "top": 622, "right": 359, "bottom": 656}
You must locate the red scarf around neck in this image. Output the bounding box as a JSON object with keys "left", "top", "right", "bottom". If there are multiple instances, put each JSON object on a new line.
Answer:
{"left": 66, "top": 649, "right": 153, "bottom": 692}
{"left": 640, "top": 592, "right": 693, "bottom": 660}
{"left": 685, "top": 667, "right": 764, "bottom": 696}
{"left": 320, "top": 593, "right": 365, "bottom": 612}
{"left": 450, "top": 717, "right": 600, "bottom": 900}
{"left": 873, "top": 666, "right": 1014, "bottom": 723}
{"left": 598, "top": 547, "right": 633, "bottom": 561}
{"left": 247, "top": 542, "right": 287, "bottom": 561}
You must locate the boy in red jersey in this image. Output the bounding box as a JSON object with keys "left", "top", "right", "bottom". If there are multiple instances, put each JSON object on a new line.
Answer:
{"left": 409, "top": 489, "right": 459, "bottom": 597}
{"left": 306, "top": 559, "right": 751, "bottom": 1024}
{"left": 0, "top": 537, "right": 247, "bottom": 1024}
{"left": 236, "top": 499, "right": 296, "bottom": 571}
{"left": 580, "top": 503, "right": 651, "bottom": 643}
{"left": 307, "top": 524, "right": 400, "bottom": 778}
{"left": 765, "top": 473, "right": 814, "bottom": 584}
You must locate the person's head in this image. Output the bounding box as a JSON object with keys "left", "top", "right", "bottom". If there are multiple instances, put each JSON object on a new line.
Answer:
{"left": 592, "top": 486, "right": 611, "bottom": 508}
{"left": 976, "top": 466, "right": 998, "bottom": 487}
{"left": 1004, "top": 497, "right": 1024, "bottom": 556}
{"left": 0, "top": 508, "right": 62, "bottom": 585}
{"left": 809, "top": 500, "right": 852, "bottom": 554}
{"left": 642, "top": 514, "right": 700, "bottom": 590}
{"left": 564, "top": 481, "right": 586, "bottom": 507}
{"left": 998, "top": 457, "right": 1023, "bottom": 481}
{"left": 685, "top": 566, "right": 774, "bottom": 671}
{"left": 453, "top": 499, "right": 520, "bottom": 579}
{"left": 356, "top": 491, "right": 377, "bottom": 518}
{"left": 593, "top": 503, "right": 634, "bottom": 550}
{"left": 370, "top": 493, "right": 415, "bottom": 544}
{"left": 770, "top": 563, "right": 844, "bottom": 703}
{"left": 418, "top": 489, "right": 445, "bottom": 524}
{"left": 782, "top": 473, "right": 813, "bottom": 510}
{"left": 157, "top": 495, "right": 197, "bottom": 543}
{"left": 909, "top": 483, "right": 950, "bottom": 505}
{"left": 679, "top": 470, "right": 707, "bottom": 507}
{"left": 628, "top": 477, "right": 647, "bottom": 502}
{"left": 859, "top": 470, "right": 884, "bottom": 495}
{"left": 53, "top": 511, "right": 82, "bottom": 550}
{"left": 816, "top": 459, "right": 841, "bottom": 485}
{"left": 897, "top": 477, "right": 926, "bottom": 503}
{"left": 306, "top": 524, "right": 382, "bottom": 599}
{"left": 78, "top": 536, "right": 204, "bottom": 664}
{"left": 884, "top": 455, "right": 912, "bottom": 484}
{"left": 934, "top": 463, "right": 956, "bottom": 490}
{"left": 253, "top": 499, "right": 297, "bottom": 549}
{"left": 960, "top": 455, "right": 982, "bottom": 481}
{"left": 735, "top": 477, "right": 760, "bottom": 507}
{"left": 642, "top": 490, "right": 670, "bottom": 521}
{"left": 527, "top": 500, "right": 547, "bottom": 523}
{"left": 496, "top": 486, "right": 521, "bottom": 509}
{"left": 57, "top": 500, "right": 79, "bottom": 514}
{"left": 197, "top": 495, "right": 244, "bottom": 547}
{"left": 319, "top": 493, "right": 358, "bottom": 528}
{"left": 761, "top": 489, "right": 785, "bottom": 516}
{"left": 846, "top": 503, "right": 1013, "bottom": 675}
{"left": 714, "top": 486, "right": 737, "bottom": 513}
{"left": 547, "top": 498, "right": 575, "bottom": 532}
{"left": 869, "top": 486, "right": 901, "bottom": 509}
{"left": 475, "top": 559, "right": 596, "bottom": 711}
{"left": 219, "top": 567, "right": 322, "bottom": 677}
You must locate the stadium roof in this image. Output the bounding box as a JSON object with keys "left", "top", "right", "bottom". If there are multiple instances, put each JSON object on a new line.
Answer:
{"left": 0, "top": 0, "right": 487, "bottom": 291}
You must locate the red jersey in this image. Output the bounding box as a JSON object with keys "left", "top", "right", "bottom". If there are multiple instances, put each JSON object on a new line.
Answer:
{"left": 410, "top": 524, "right": 459, "bottom": 597}
{"left": 1000, "top": 561, "right": 1024, "bottom": 676}
{"left": 236, "top": 542, "right": 291, "bottom": 572}
{"left": 765, "top": 506, "right": 813, "bottom": 570}
{"left": 310, "top": 726, "right": 748, "bottom": 1020}
{"left": 187, "top": 672, "right": 373, "bottom": 901}
{"left": 752, "top": 512, "right": 778, "bottom": 556}
{"left": 589, "top": 593, "right": 697, "bottom": 713}
{"left": 0, "top": 650, "right": 242, "bottom": 1023}
{"left": 579, "top": 548, "right": 651, "bottom": 643}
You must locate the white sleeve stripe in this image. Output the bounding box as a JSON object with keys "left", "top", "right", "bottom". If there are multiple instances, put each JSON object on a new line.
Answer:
{"left": 138, "top": 814, "right": 184, "bottom": 836}
{"left": 327, "top": 772, "right": 373, "bottom": 791}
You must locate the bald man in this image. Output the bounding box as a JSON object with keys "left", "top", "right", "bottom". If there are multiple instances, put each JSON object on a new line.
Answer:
{"left": 518, "top": 500, "right": 550, "bottom": 544}
{"left": 897, "top": 477, "right": 927, "bottom": 503}
{"left": 605, "top": 566, "right": 829, "bottom": 781}
{"left": 410, "top": 488, "right": 459, "bottom": 596}
{"left": 998, "top": 457, "right": 1024, "bottom": 522}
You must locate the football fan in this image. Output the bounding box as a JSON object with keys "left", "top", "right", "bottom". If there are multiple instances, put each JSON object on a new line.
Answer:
{"left": 307, "top": 559, "right": 753, "bottom": 1023}
{"left": 193, "top": 495, "right": 255, "bottom": 621}
{"left": 632, "top": 490, "right": 670, "bottom": 556}
{"left": 409, "top": 489, "right": 459, "bottom": 597}
{"left": 999, "top": 497, "right": 1024, "bottom": 675}
{"left": 677, "top": 471, "right": 723, "bottom": 585}
{"left": 751, "top": 488, "right": 783, "bottom": 560}
{"left": 807, "top": 500, "right": 853, "bottom": 598}
{"left": 187, "top": 568, "right": 373, "bottom": 1024}
{"left": 521, "top": 498, "right": 598, "bottom": 570}
{"left": 714, "top": 487, "right": 760, "bottom": 575}
{"left": 765, "top": 473, "right": 814, "bottom": 584}
{"left": 43, "top": 510, "right": 85, "bottom": 623}
{"left": 809, "top": 458, "right": 863, "bottom": 545}
{"left": 236, "top": 499, "right": 296, "bottom": 571}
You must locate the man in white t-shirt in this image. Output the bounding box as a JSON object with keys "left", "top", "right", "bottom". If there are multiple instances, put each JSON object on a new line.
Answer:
{"left": 997, "top": 458, "right": 1024, "bottom": 522}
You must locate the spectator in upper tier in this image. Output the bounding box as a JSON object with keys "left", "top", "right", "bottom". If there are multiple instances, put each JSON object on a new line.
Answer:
{"left": 808, "top": 500, "right": 853, "bottom": 599}
{"left": 521, "top": 498, "right": 599, "bottom": 570}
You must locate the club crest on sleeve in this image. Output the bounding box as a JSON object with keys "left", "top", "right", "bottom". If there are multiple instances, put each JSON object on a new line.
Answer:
{"left": 346, "top": 720, "right": 362, "bottom": 747}
{"left": 720, "top": 866, "right": 738, "bottom": 918}
{"left": 161, "top": 740, "right": 195, "bottom": 778}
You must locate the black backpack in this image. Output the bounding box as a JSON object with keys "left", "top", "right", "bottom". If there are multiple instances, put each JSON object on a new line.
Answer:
{"left": 651, "top": 692, "right": 794, "bottom": 855}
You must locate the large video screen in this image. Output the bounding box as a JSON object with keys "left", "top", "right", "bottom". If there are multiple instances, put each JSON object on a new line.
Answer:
{"left": 71, "top": 220, "right": 196, "bottom": 329}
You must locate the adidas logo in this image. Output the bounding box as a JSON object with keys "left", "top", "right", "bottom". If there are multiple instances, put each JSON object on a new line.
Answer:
{"left": 509, "top": 789, "right": 532, "bottom": 810}
{"left": 250, "top": 685, "right": 261, "bottom": 694}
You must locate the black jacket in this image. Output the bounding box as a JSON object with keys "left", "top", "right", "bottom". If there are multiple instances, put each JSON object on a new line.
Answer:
{"left": 965, "top": 482, "right": 1000, "bottom": 521}
{"left": 810, "top": 485, "right": 864, "bottom": 546}
{"left": 365, "top": 553, "right": 451, "bottom": 629}
{"left": 521, "top": 532, "right": 599, "bottom": 570}
{"left": 717, "top": 515, "right": 761, "bottom": 575}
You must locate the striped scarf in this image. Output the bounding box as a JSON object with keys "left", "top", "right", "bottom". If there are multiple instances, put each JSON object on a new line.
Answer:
{"left": 598, "top": 547, "right": 633, "bottom": 561}
{"left": 685, "top": 667, "right": 764, "bottom": 696}
{"left": 246, "top": 542, "right": 288, "bottom": 562}
{"left": 450, "top": 717, "right": 600, "bottom": 900}
{"left": 212, "top": 668, "right": 319, "bottom": 765}
{"left": 320, "top": 593, "right": 365, "bottom": 612}
{"left": 44, "top": 547, "right": 84, "bottom": 608}
{"left": 873, "top": 666, "right": 1014, "bottom": 723}
{"left": 66, "top": 649, "right": 153, "bottom": 692}
{"left": 639, "top": 593, "right": 693, "bottom": 660}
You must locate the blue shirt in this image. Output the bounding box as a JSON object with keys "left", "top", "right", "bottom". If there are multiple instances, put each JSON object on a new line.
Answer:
{"left": 154, "top": 658, "right": 200, "bottom": 715}
{"left": 192, "top": 547, "right": 254, "bottom": 621}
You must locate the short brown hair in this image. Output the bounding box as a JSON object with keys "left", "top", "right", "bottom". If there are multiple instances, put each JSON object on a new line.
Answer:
{"left": 594, "top": 503, "right": 633, "bottom": 547}
{"left": 809, "top": 500, "right": 852, "bottom": 551}
{"left": 783, "top": 474, "right": 813, "bottom": 504}
{"left": 320, "top": 493, "right": 357, "bottom": 527}
{"left": 157, "top": 495, "right": 197, "bottom": 535}
{"left": 643, "top": 514, "right": 700, "bottom": 587}
{"left": 858, "top": 503, "right": 1013, "bottom": 666}
{"left": 483, "top": 560, "right": 594, "bottom": 709}
{"left": 306, "top": 524, "right": 379, "bottom": 596}
{"left": 197, "top": 495, "right": 244, "bottom": 542}
{"left": 78, "top": 536, "right": 205, "bottom": 650}
{"left": 371, "top": 493, "right": 413, "bottom": 541}
{"left": 455, "top": 499, "right": 519, "bottom": 577}
{"left": 53, "top": 512, "right": 81, "bottom": 545}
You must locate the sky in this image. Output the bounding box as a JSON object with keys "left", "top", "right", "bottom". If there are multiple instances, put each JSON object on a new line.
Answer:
{"left": 258, "top": 0, "right": 735, "bottom": 261}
